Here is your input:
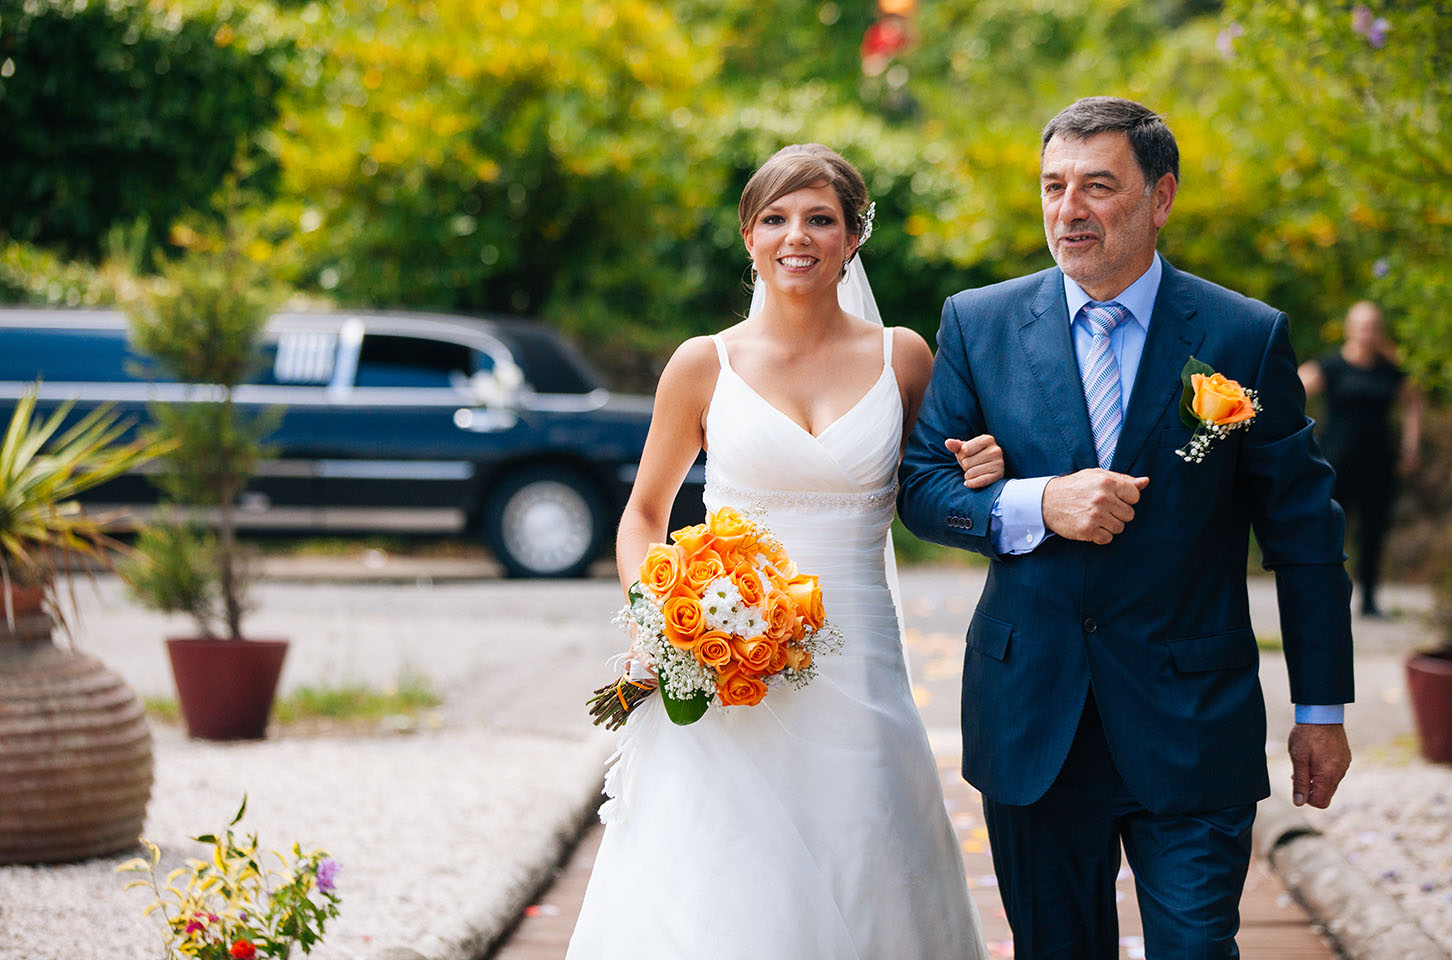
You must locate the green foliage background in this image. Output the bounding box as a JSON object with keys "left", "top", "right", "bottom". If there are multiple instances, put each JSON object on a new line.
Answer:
{"left": 0, "top": 0, "right": 1446, "bottom": 392}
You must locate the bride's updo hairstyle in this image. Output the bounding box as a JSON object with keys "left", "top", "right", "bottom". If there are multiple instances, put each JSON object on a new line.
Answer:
{"left": 738, "top": 144, "right": 870, "bottom": 278}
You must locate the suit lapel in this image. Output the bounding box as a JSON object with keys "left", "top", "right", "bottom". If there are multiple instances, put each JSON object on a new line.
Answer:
{"left": 1019, "top": 270, "right": 1097, "bottom": 470}
{"left": 1110, "top": 259, "right": 1205, "bottom": 473}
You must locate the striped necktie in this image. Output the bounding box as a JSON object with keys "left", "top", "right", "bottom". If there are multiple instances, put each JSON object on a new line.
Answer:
{"left": 1080, "top": 301, "right": 1129, "bottom": 469}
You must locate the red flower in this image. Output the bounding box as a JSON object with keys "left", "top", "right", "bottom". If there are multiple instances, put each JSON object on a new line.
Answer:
{"left": 861, "top": 18, "right": 910, "bottom": 59}
{"left": 230, "top": 941, "right": 257, "bottom": 959}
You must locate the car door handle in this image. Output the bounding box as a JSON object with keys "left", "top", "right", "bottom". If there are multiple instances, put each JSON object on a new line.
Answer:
{"left": 452, "top": 407, "right": 518, "bottom": 433}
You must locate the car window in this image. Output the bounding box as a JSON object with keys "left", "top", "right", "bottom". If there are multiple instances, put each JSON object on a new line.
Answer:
{"left": 262, "top": 331, "right": 337, "bottom": 386}
{"left": 492, "top": 323, "right": 601, "bottom": 394}
{"left": 355, "top": 334, "right": 475, "bottom": 388}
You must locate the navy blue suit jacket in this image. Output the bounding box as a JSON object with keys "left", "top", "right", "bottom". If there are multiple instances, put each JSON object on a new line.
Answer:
{"left": 898, "top": 260, "right": 1355, "bottom": 814}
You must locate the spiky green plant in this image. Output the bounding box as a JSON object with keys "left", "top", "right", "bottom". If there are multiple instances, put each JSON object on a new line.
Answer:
{"left": 0, "top": 384, "right": 167, "bottom": 628}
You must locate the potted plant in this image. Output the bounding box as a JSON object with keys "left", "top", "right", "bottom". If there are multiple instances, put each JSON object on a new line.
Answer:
{"left": 1407, "top": 552, "right": 1452, "bottom": 764}
{"left": 121, "top": 220, "right": 289, "bottom": 741}
{"left": 0, "top": 386, "right": 165, "bottom": 863}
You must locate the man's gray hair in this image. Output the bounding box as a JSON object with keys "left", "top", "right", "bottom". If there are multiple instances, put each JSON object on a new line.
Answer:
{"left": 1041, "top": 97, "right": 1180, "bottom": 190}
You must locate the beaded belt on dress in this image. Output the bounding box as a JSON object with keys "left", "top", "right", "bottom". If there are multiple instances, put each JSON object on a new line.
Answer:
{"left": 704, "top": 464, "right": 897, "bottom": 515}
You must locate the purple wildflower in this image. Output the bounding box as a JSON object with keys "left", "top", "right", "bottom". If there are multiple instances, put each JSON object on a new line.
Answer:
{"left": 1381, "top": 869, "right": 1401, "bottom": 882}
{"left": 1216, "top": 22, "right": 1244, "bottom": 59}
{"left": 1372, "top": 258, "right": 1390, "bottom": 278}
{"left": 1351, "top": 5, "right": 1390, "bottom": 48}
{"left": 316, "top": 857, "right": 340, "bottom": 894}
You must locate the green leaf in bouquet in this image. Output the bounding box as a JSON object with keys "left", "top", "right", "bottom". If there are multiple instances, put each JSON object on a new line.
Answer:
{"left": 1179, "top": 356, "right": 1215, "bottom": 430}
{"left": 659, "top": 677, "right": 710, "bottom": 726}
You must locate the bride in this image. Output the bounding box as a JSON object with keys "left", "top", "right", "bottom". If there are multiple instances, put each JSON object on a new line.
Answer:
{"left": 566, "top": 144, "right": 998, "bottom": 959}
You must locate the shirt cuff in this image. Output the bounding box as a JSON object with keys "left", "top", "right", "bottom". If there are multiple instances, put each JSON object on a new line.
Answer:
{"left": 1294, "top": 704, "right": 1345, "bottom": 724}
{"left": 989, "top": 477, "right": 1054, "bottom": 555}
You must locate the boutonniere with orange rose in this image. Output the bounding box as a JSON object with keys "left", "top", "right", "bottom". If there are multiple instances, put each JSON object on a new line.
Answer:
{"left": 1175, "top": 356, "right": 1261, "bottom": 463}
{"left": 586, "top": 505, "right": 843, "bottom": 729}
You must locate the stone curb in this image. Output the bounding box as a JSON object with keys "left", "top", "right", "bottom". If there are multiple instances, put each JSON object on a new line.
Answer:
{"left": 365, "top": 777, "right": 603, "bottom": 960}
{"left": 1254, "top": 795, "right": 1448, "bottom": 960}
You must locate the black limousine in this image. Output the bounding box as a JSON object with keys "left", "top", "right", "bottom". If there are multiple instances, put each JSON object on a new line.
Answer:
{"left": 0, "top": 308, "right": 703, "bottom": 578}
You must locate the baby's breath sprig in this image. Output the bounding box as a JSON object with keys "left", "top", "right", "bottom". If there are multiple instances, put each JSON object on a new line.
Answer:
{"left": 1175, "top": 389, "right": 1261, "bottom": 463}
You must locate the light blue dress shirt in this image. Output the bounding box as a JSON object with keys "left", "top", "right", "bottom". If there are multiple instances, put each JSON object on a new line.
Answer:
{"left": 984, "top": 253, "right": 1342, "bottom": 724}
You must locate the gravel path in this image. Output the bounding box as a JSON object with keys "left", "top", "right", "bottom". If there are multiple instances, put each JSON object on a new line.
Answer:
{"left": 1, "top": 575, "right": 626, "bottom": 960}
{"left": 1280, "top": 758, "right": 1452, "bottom": 955}
{"left": 0, "top": 726, "right": 610, "bottom": 960}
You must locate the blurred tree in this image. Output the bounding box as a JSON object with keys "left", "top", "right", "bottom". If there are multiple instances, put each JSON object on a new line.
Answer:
{"left": 271, "top": 1, "right": 724, "bottom": 345}
{"left": 0, "top": 0, "right": 290, "bottom": 258}
{"left": 1223, "top": 0, "right": 1452, "bottom": 393}
{"left": 4, "top": 0, "right": 1441, "bottom": 398}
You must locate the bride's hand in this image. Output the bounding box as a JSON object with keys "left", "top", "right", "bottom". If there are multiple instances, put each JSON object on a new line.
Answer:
{"left": 624, "top": 622, "right": 659, "bottom": 686}
{"left": 946, "top": 434, "right": 1005, "bottom": 489}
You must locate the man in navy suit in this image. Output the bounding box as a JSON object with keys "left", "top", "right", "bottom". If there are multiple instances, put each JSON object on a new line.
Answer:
{"left": 898, "top": 97, "right": 1354, "bottom": 958}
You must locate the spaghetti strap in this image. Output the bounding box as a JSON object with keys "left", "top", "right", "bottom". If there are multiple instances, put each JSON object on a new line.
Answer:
{"left": 709, "top": 333, "right": 732, "bottom": 371}
{"left": 882, "top": 326, "right": 893, "bottom": 365}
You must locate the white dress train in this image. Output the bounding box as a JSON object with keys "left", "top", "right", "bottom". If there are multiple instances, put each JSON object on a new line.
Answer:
{"left": 566, "top": 329, "right": 987, "bottom": 960}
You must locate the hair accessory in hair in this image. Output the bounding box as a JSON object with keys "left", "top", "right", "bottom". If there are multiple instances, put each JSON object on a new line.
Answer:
{"left": 858, "top": 201, "right": 877, "bottom": 246}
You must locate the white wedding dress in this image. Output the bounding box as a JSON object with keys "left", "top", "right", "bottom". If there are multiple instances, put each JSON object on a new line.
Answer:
{"left": 566, "top": 328, "right": 987, "bottom": 960}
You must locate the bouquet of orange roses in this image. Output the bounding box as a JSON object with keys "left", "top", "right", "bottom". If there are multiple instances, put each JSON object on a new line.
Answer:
{"left": 587, "top": 505, "right": 842, "bottom": 729}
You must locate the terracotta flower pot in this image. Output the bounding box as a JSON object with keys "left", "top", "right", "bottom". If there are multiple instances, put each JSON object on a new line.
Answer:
{"left": 0, "top": 612, "right": 153, "bottom": 864}
{"left": 166, "top": 637, "right": 289, "bottom": 741}
{"left": 1406, "top": 651, "right": 1452, "bottom": 765}
{"left": 4, "top": 583, "right": 45, "bottom": 617}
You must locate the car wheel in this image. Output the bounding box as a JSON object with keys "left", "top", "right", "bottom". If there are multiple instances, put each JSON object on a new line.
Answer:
{"left": 484, "top": 467, "right": 607, "bottom": 578}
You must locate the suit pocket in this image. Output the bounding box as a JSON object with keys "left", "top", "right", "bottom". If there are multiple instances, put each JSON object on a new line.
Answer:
{"left": 967, "top": 611, "right": 1014, "bottom": 662}
{"left": 1165, "top": 627, "right": 1257, "bottom": 673}
{"left": 1157, "top": 424, "right": 1193, "bottom": 451}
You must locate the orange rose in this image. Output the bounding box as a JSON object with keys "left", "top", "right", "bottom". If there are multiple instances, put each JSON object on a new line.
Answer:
{"left": 722, "top": 538, "right": 761, "bottom": 569}
{"left": 730, "top": 635, "right": 779, "bottom": 674}
{"left": 716, "top": 665, "right": 768, "bottom": 707}
{"left": 684, "top": 551, "right": 727, "bottom": 594}
{"left": 731, "top": 562, "right": 766, "bottom": 607}
{"left": 783, "top": 643, "right": 813, "bottom": 672}
{"left": 784, "top": 574, "right": 825, "bottom": 631}
{"left": 1190, "top": 373, "right": 1256, "bottom": 426}
{"left": 762, "top": 589, "right": 796, "bottom": 642}
{"left": 768, "top": 642, "right": 789, "bottom": 673}
{"left": 639, "top": 543, "right": 686, "bottom": 598}
{"left": 694, "top": 630, "right": 734, "bottom": 668}
{"left": 707, "top": 506, "right": 754, "bottom": 552}
{"left": 671, "top": 523, "right": 716, "bottom": 557}
{"left": 662, "top": 595, "right": 706, "bottom": 649}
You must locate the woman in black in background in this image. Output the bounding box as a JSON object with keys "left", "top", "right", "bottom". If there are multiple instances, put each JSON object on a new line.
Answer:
{"left": 1300, "top": 300, "right": 1424, "bottom": 617}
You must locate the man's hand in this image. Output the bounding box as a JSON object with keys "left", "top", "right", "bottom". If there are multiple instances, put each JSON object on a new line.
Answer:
{"left": 1041, "top": 469, "right": 1149, "bottom": 545}
{"left": 946, "top": 435, "right": 1005, "bottom": 489}
{"left": 1288, "top": 723, "right": 1351, "bottom": 808}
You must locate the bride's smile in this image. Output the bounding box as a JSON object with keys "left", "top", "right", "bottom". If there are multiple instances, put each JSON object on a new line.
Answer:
{"left": 745, "top": 183, "right": 857, "bottom": 297}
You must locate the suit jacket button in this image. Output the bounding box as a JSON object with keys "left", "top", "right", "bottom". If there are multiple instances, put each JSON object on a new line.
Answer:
{"left": 964, "top": 517, "right": 973, "bottom": 531}
{"left": 1083, "top": 617, "right": 1098, "bottom": 633}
